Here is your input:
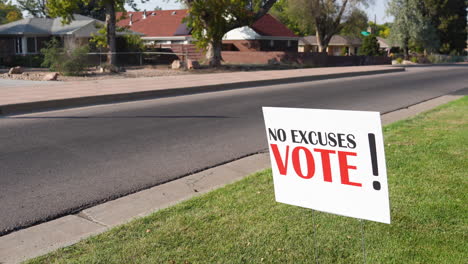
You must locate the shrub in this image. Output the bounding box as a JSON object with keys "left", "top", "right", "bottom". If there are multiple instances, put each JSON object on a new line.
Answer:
{"left": 359, "top": 35, "right": 381, "bottom": 56}
{"left": 410, "top": 56, "right": 418, "bottom": 63}
{"left": 427, "top": 54, "right": 467, "bottom": 64}
{"left": 3, "top": 54, "right": 44, "bottom": 67}
{"left": 41, "top": 38, "right": 89, "bottom": 76}
{"left": 340, "top": 47, "right": 348, "bottom": 56}
{"left": 396, "top": 57, "right": 403, "bottom": 64}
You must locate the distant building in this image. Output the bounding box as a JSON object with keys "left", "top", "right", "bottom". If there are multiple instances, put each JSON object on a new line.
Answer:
{"left": 0, "top": 15, "right": 103, "bottom": 60}
{"left": 299, "top": 35, "right": 362, "bottom": 55}
{"left": 0, "top": 14, "right": 141, "bottom": 63}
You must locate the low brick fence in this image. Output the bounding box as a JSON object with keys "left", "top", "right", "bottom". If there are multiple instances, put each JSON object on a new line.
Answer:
{"left": 165, "top": 46, "right": 391, "bottom": 66}
{"left": 221, "top": 51, "right": 391, "bottom": 66}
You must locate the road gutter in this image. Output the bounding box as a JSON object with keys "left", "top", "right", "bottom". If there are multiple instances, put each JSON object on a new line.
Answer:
{"left": 0, "top": 92, "right": 464, "bottom": 264}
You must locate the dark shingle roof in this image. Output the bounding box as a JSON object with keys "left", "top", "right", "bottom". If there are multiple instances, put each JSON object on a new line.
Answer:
{"left": 0, "top": 15, "right": 108, "bottom": 36}
{"left": 300, "top": 35, "right": 362, "bottom": 46}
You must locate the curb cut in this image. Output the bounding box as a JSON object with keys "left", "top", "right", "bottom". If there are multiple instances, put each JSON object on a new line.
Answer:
{"left": 0, "top": 67, "right": 405, "bottom": 116}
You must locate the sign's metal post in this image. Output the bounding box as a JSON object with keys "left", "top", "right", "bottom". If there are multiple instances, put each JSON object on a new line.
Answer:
{"left": 311, "top": 210, "right": 319, "bottom": 264}
{"left": 359, "top": 219, "right": 367, "bottom": 264}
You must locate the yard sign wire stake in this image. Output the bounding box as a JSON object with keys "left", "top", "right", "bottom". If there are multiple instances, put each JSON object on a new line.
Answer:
{"left": 311, "top": 209, "right": 319, "bottom": 264}
{"left": 360, "top": 219, "right": 367, "bottom": 264}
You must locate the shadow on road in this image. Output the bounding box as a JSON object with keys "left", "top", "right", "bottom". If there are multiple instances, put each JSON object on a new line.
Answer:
{"left": 4, "top": 115, "right": 236, "bottom": 119}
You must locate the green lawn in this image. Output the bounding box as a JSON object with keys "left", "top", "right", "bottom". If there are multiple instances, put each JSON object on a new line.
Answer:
{"left": 28, "top": 97, "right": 468, "bottom": 264}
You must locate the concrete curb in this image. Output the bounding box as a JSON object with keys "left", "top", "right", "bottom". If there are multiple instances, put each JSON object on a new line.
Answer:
{"left": 2, "top": 90, "right": 461, "bottom": 264}
{"left": 0, "top": 67, "right": 405, "bottom": 116}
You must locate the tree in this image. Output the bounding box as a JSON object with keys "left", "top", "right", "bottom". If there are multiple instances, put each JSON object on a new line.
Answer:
{"left": 269, "top": 0, "right": 314, "bottom": 36}
{"left": 287, "top": 0, "right": 371, "bottom": 52}
{"left": 368, "top": 22, "right": 391, "bottom": 38}
{"left": 421, "top": 0, "right": 467, "bottom": 54}
{"left": 340, "top": 8, "right": 368, "bottom": 38}
{"left": 0, "top": 0, "right": 23, "bottom": 24}
{"left": 183, "top": 0, "right": 278, "bottom": 67}
{"left": 47, "top": 0, "right": 143, "bottom": 66}
{"left": 18, "top": 0, "right": 106, "bottom": 20}
{"left": 387, "top": 0, "right": 440, "bottom": 57}
{"left": 17, "top": 0, "right": 48, "bottom": 17}
{"left": 359, "top": 34, "right": 380, "bottom": 56}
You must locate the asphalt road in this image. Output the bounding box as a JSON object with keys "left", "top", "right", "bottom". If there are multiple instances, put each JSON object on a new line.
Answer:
{"left": 1, "top": 65, "right": 467, "bottom": 235}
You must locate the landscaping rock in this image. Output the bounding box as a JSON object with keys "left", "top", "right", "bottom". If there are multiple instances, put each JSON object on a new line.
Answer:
{"left": 43, "top": 72, "right": 59, "bottom": 81}
{"left": 98, "top": 64, "right": 120, "bottom": 73}
{"left": 171, "top": 60, "right": 185, "bottom": 70}
{"left": 268, "top": 58, "right": 280, "bottom": 65}
{"left": 8, "top": 66, "right": 23, "bottom": 74}
{"left": 186, "top": 59, "right": 200, "bottom": 70}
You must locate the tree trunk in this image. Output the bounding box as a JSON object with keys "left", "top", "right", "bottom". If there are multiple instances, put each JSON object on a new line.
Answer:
{"left": 206, "top": 38, "right": 223, "bottom": 67}
{"left": 403, "top": 37, "right": 409, "bottom": 59}
{"left": 316, "top": 31, "right": 329, "bottom": 53}
{"left": 104, "top": 1, "right": 117, "bottom": 66}
{"left": 316, "top": 31, "right": 324, "bottom": 52}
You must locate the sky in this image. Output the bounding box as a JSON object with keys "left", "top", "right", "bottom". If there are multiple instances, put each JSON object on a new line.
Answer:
{"left": 11, "top": 0, "right": 393, "bottom": 24}
{"left": 131, "top": 0, "right": 393, "bottom": 24}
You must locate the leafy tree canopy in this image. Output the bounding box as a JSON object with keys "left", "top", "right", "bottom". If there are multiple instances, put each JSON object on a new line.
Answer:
{"left": 47, "top": 0, "right": 145, "bottom": 65}
{"left": 183, "top": 0, "right": 278, "bottom": 67}
{"left": 340, "top": 8, "right": 369, "bottom": 38}
{"left": 17, "top": 0, "right": 47, "bottom": 17}
{"left": 387, "top": 0, "right": 465, "bottom": 55}
{"left": 368, "top": 21, "right": 391, "bottom": 38}
{"left": 0, "top": 0, "right": 23, "bottom": 24}
{"left": 269, "top": 0, "right": 314, "bottom": 36}
{"left": 281, "top": 0, "right": 372, "bottom": 52}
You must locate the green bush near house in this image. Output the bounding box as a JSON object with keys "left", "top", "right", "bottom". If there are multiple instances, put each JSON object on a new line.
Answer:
{"left": 427, "top": 54, "right": 466, "bottom": 64}
{"left": 2, "top": 54, "right": 44, "bottom": 68}
{"left": 41, "top": 38, "right": 89, "bottom": 76}
{"left": 395, "top": 57, "right": 403, "bottom": 64}
{"left": 340, "top": 47, "right": 348, "bottom": 56}
{"left": 359, "top": 35, "right": 381, "bottom": 56}
{"left": 410, "top": 56, "right": 418, "bottom": 63}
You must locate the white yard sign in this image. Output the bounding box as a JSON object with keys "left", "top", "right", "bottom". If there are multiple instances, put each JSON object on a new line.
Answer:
{"left": 263, "top": 107, "right": 390, "bottom": 224}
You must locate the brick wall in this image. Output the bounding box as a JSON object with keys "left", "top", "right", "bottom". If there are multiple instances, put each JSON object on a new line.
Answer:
{"left": 162, "top": 44, "right": 391, "bottom": 66}
{"left": 221, "top": 51, "right": 391, "bottom": 66}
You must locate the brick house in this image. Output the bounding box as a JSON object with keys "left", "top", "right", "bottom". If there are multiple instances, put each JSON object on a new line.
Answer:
{"left": 117, "top": 9, "right": 299, "bottom": 52}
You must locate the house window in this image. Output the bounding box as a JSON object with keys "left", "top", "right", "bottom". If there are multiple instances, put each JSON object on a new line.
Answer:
{"left": 15, "top": 37, "right": 23, "bottom": 54}
{"left": 27, "top": 37, "right": 37, "bottom": 53}
{"left": 287, "top": 40, "right": 291, "bottom": 47}
{"left": 354, "top": 47, "right": 358, "bottom": 54}
{"left": 270, "top": 40, "right": 274, "bottom": 47}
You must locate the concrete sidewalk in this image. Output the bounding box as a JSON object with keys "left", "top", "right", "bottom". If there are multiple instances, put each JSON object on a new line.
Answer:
{"left": 0, "top": 65, "right": 404, "bottom": 115}
{"left": 0, "top": 92, "right": 463, "bottom": 264}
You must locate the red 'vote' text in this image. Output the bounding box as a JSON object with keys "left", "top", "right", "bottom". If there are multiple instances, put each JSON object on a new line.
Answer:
{"left": 270, "top": 144, "right": 361, "bottom": 187}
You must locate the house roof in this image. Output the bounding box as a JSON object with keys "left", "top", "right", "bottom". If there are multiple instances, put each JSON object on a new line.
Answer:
{"left": 118, "top": 10, "right": 297, "bottom": 38}
{"left": 0, "top": 14, "right": 141, "bottom": 37}
{"left": 117, "top": 10, "right": 189, "bottom": 37}
{"left": 377, "top": 37, "right": 391, "bottom": 48}
{"left": 251, "top": 14, "right": 296, "bottom": 37}
{"left": 0, "top": 15, "right": 93, "bottom": 35}
{"left": 300, "top": 35, "right": 362, "bottom": 46}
